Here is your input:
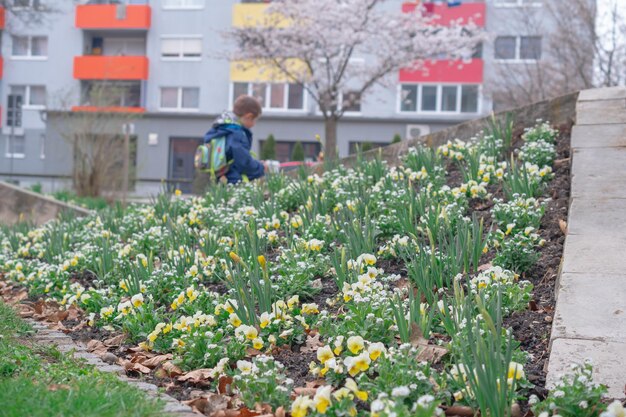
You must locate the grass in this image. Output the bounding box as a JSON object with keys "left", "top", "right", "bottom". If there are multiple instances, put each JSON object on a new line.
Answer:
{"left": 0, "top": 301, "right": 166, "bottom": 417}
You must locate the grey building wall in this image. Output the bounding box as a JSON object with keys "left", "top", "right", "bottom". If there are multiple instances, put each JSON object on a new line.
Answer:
{"left": 0, "top": 0, "right": 587, "bottom": 196}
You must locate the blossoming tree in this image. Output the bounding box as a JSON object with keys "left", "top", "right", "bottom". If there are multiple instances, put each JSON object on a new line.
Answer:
{"left": 225, "top": 0, "right": 484, "bottom": 159}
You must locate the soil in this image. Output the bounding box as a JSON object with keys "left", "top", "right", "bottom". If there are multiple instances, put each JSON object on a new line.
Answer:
{"left": 1, "top": 123, "right": 573, "bottom": 414}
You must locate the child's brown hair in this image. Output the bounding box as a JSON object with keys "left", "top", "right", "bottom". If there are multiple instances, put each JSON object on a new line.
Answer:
{"left": 233, "top": 95, "right": 263, "bottom": 118}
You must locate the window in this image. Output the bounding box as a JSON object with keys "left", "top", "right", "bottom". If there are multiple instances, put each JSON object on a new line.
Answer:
{"left": 399, "top": 84, "right": 480, "bottom": 114}
{"left": 258, "top": 139, "right": 321, "bottom": 163}
{"left": 11, "top": 35, "right": 48, "bottom": 58}
{"left": 495, "top": 36, "right": 516, "bottom": 60}
{"left": 83, "top": 81, "right": 142, "bottom": 108}
{"left": 495, "top": 36, "right": 542, "bottom": 61}
{"left": 342, "top": 91, "right": 361, "bottom": 113}
{"left": 161, "top": 37, "right": 202, "bottom": 60}
{"left": 10, "top": 85, "right": 46, "bottom": 108}
{"left": 13, "top": 0, "right": 41, "bottom": 9}
{"left": 5, "top": 136, "right": 26, "bottom": 158}
{"left": 160, "top": 87, "right": 200, "bottom": 110}
{"left": 520, "top": 36, "right": 542, "bottom": 60}
{"left": 232, "top": 82, "right": 306, "bottom": 111}
{"left": 162, "top": 0, "right": 204, "bottom": 9}
{"left": 421, "top": 86, "right": 437, "bottom": 111}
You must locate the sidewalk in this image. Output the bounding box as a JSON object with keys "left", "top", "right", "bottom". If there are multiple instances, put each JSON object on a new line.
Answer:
{"left": 547, "top": 87, "right": 626, "bottom": 399}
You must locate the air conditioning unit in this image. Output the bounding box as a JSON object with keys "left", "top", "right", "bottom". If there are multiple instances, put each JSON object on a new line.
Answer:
{"left": 405, "top": 124, "right": 430, "bottom": 141}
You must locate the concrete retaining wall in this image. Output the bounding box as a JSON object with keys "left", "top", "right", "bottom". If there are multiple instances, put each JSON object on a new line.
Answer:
{"left": 337, "top": 91, "right": 579, "bottom": 168}
{"left": 0, "top": 181, "right": 92, "bottom": 226}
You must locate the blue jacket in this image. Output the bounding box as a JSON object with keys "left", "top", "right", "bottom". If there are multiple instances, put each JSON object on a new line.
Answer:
{"left": 203, "top": 112, "right": 265, "bottom": 184}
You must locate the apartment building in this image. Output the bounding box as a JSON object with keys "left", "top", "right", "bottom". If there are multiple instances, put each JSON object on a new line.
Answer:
{"left": 0, "top": 0, "right": 589, "bottom": 195}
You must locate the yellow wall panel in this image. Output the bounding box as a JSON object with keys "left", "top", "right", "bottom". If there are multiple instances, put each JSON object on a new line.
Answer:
{"left": 230, "top": 60, "right": 309, "bottom": 83}
{"left": 232, "top": 4, "right": 270, "bottom": 28}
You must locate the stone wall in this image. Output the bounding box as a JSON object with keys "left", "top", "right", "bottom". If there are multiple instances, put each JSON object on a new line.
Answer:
{"left": 336, "top": 91, "right": 579, "bottom": 169}
{"left": 0, "top": 181, "right": 92, "bottom": 226}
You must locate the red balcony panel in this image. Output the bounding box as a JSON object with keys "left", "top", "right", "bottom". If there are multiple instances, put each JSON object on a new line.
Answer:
{"left": 72, "top": 106, "right": 146, "bottom": 114}
{"left": 0, "top": 7, "right": 5, "bottom": 30}
{"left": 402, "top": 2, "right": 485, "bottom": 27}
{"left": 400, "top": 59, "right": 483, "bottom": 83}
{"left": 76, "top": 5, "right": 151, "bottom": 30}
{"left": 0, "top": 57, "right": 3, "bottom": 79}
{"left": 74, "top": 56, "right": 149, "bottom": 80}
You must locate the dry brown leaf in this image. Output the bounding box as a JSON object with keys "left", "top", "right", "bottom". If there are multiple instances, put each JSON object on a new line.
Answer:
{"left": 246, "top": 348, "right": 263, "bottom": 357}
{"left": 300, "top": 333, "right": 323, "bottom": 354}
{"left": 17, "top": 305, "right": 35, "bottom": 318}
{"left": 122, "top": 360, "right": 151, "bottom": 374}
{"left": 218, "top": 375, "right": 233, "bottom": 395}
{"left": 153, "top": 368, "right": 169, "bottom": 379}
{"left": 50, "top": 321, "right": 69, "bottom": 333}
{"left": 293, "top": 387, "right": 317, "bottom": 396}
{"left": 47, "top": 310, "right": 69, "bottom": 323}
{"left": 86, "top": 340, "right": 108, "bottom": 356}
{"left": 70, "top": 321, "right": 87, "bottom": 332}
{"left": 103, "top": 334, "right": 126, "bottom": 347}
{"left": 162, "top": 361, "right": 183, "bottom": 377}
{"left": 275, "top": 407, "right": 286, "bottom": 417}
{"left": 305, "top": 379, "right": 326, "bottom": 389}
{"left": 444, "top": 406, "right": 475, "bottom": 416}
{"left": 410, "top": 323, "right": 449, "bottom": 364}
{"left": 184, "top": 394, "right": 229, "bottom": 415}
{"left": 559, "top": 219, "right": 568, "bottom": 235}
{"left": 142, "top": 354, "right": 173, "bottom": 368}
{"left": 178, "top": 368, "right": 214, "bottom": 385}
{"left": 183, "top": 397, "right": 209, "bottom": 414}
{"left": 477, "top": 263, "right": 493, "bottom": 272}
{"left": 67, "top": 306, "right": 81, "bottom": 321}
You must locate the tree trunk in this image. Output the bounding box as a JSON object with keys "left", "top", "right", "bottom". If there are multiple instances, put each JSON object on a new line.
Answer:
{"left": 324, "top": 116, "right": 338, "bottom": 160}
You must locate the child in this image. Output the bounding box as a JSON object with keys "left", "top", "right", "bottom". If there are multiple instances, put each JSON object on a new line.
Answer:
{"left": 204, "top": 95, "right": 266, "bottom": 184}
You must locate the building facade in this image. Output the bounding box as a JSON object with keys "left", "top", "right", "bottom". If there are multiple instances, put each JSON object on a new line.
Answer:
{"left": 0, "top": 0, "right": 585, "bottom": 195}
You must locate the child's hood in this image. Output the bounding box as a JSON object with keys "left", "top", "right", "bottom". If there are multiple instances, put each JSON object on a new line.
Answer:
{"left": 213, "top": 111, "right": 241, "bottom": 129}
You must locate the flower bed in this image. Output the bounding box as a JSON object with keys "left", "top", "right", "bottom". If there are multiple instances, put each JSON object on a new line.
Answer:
{"left": 2, "top": 120, "right": 621, "bottom": 417}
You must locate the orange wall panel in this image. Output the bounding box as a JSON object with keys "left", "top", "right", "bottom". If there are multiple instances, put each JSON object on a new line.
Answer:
{"left": 76, "top": 5, "right": 151, "bottom": 30}
{"left": 74, "top": 56, "right": 149, "bottom": 80}
{"left": 400, "top": 59, "right": 484, "bottom": 83}
{"left": 72, "top": 106, "right": 146, "bottom": 114}
{"left": 0, "top": 7, "right": 5, "bottom": 30}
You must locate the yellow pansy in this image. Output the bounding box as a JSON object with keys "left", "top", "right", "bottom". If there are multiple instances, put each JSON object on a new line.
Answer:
{"left": 317, "top": 346, "right": 334, "bottom": 364}
{"left": 291, "top": 396, "right": 313, "bottom": 417}
{"left": 345, "top": 378, "right": 368, "bottom": 401}
{"left": 347, "top": 336, "right": 365, "bottom": 354}
{"left": 313, "top": 386, "right": 332, "bottom": 414}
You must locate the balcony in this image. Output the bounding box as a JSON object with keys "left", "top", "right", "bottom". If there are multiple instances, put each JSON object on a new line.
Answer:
{"left": 72, "top": 106, "right": 145, "bottom": 113}
{"left": 74, "top": 56, "right": 149, "bottom": 80}
{"left": 0, "top": 7, "right": 5, "bottom": 30}
{"left": 76, "top": 4, "right": 151, "bottom": 30}
{"left": 400, "top": 59, "right": 483, "bottom": 83}
{"left": 402, "top": 2, "right": 486, "bottom": 27}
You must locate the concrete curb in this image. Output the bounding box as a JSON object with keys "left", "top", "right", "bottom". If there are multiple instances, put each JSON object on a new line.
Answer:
{"left": 547, "top": 86, "right": 626, "bottom": 399}
{"left": 28, "top": 320, "right": 197, "bottom": 417}
{"left": 0, "top": 181, "right": 92, "bottom": 226}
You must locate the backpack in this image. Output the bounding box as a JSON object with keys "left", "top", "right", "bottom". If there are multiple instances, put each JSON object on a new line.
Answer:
{"left": 194, "top": 136, "right": 231, "bottom": 178}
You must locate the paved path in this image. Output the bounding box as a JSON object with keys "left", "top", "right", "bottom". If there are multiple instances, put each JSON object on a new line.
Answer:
{"left": 547, "top": 87, "right": 626, "bottom": 399}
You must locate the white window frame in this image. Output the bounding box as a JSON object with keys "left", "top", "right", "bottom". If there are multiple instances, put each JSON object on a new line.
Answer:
{"left": 230, "top": 82, "right": 309, "bottom": 113}
{"left": 11, "top": 0, "right": 43, "bottom": 11}
{"left": 10, "top": 35, "right": 48, "bottom": 60}
{"left": 161, "top": 0, "right": 205, "bottom": 11}
{"left": 396, "top": 83, "right": 482, "bottom": 115}
{"left": 5, "top": 136, "right": 26, "bottom": 159}
{"left": 159, "top": 87, "right": 200, "bottom": 112}
{"left": 10, "top": 85, "right": 47, "bottom": 110}
{"left": 493, "top": 0, "right": 542, "bottom": 8}
{"left": 494, "top": 35, "right": 542, "bottom": 63}
{"left": 160, "top": 35, "right": 203, "bottom": 61}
